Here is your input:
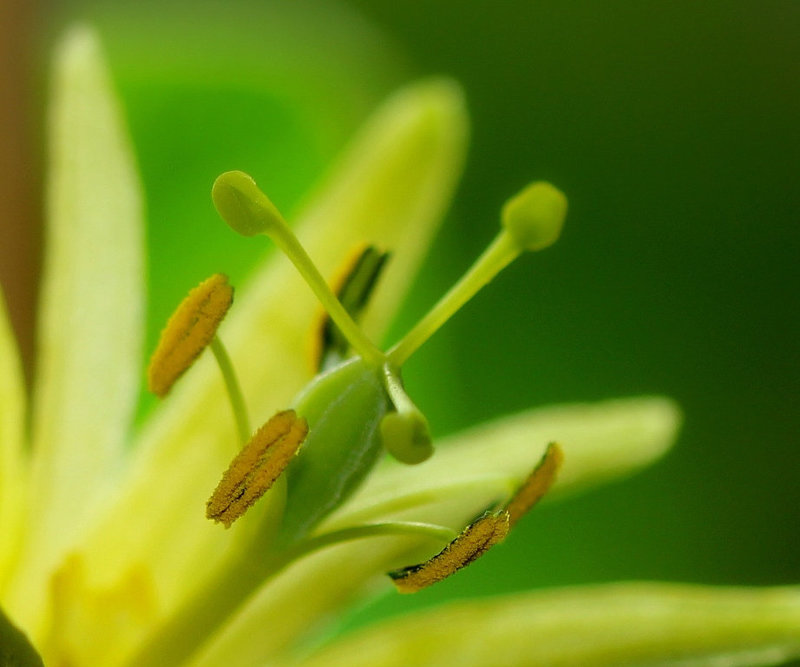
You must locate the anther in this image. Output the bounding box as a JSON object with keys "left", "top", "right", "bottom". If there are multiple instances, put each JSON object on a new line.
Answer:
{"left": 148, "top": 273, "right": 233, "bottom": 397}
{"left": 389, "top": 511, "right": 510, "bottom": 593}
{"left": 505, "top": 442, "right": 563, "bottom": 528}
{"left": 206, "top": 410, "right": 308, "bottom": 528}
{"left": 385, "top": 444, "right": 562, "bottom": 591}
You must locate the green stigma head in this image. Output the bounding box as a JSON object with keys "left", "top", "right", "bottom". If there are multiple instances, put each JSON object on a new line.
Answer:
{"left": 501, "top": 181, "right": 567, "bottom": 252}
{"left": 212, "top": 170, "right": 286, "bottom": 237}
{"left": 380, "top": 406, "right": 434, "bottom": 465}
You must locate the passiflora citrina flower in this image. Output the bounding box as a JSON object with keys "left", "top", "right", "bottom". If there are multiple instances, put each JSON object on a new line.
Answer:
{"left": 2, "top": 23, "right": 800, "bottom": 667}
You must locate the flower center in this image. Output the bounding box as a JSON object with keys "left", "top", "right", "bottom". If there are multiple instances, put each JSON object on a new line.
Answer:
{"left": 134, "top": 171, "right": 568, "bottom": 665}
{"left": 211, "top": 170, "right": 567, "bottom": 464}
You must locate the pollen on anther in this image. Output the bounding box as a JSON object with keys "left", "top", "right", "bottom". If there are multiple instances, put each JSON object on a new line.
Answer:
{"left": 147, "top": 273, "right": 233, "bottom": 397}
{"left": 388, "top": 511, "right": 509, "bottom": 594}
{"left": 206, "top": 410, "right": 308, "bottom": 528}
{"left": 505, "top": 442, "right": 563, "bottom": 528}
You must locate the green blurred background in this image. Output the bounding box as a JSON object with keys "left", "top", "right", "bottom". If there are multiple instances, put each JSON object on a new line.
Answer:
{"left": 3, "top": 0, "right": 799, "bottom": 640}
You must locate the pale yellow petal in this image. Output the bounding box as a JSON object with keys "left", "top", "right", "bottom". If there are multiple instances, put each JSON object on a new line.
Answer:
{"left": 188, "top": 397, "right": 680, "bottom": 666}
{"left": 187, "top": 541, "right": 433, "bottom": 667}
{"left": 6, "top": 25, "right": 145, "bottom": 631}
{"left": 295, "top": 583, "right": 800, "bottom": 667}
{"left": 295, "top": 77, "right": 469, "bottom": 343}
{"left": 71, "top": 80, "right": 469, "bottom": 649}
{"left": 331, "top": 396, "right": 681, "bottom": 527}
{"left": 0, "top": 290, "right": 28, "bottom": 593}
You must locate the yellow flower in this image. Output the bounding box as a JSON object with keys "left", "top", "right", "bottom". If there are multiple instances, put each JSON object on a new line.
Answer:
{"left": 1, "top": 24, "right": 798, "bottom": 667}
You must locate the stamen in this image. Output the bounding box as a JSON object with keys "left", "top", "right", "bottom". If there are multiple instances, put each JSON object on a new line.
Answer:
{"left": 274, "top": 521, "right": 459, "bottom": 570}
{"left": 206, "top": 410, "right": 308, "bottom": 528}
{"left": 389, "top": 511, "right": 510, "bottom": 593}
{"left": 388, "top": 181, "right": 567, "bottom": 366}
{"left": 380, "top": 364, "right": 433, "bottom": 464}
{"left": 505, "top": 442, "right": 563, "bottom": 528}
{"left": 147, "top": 273, "right": 233, "bottom": 397}
{"left": 311, "top": 244, "right": 390, "bottom": 372}
{"left": 212, "top": 171, "right": 385, "bottom": 366}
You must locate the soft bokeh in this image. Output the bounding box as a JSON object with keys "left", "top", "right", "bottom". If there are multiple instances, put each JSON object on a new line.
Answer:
{"left": 2, "top": 0, "right": 798, "bottom": 646}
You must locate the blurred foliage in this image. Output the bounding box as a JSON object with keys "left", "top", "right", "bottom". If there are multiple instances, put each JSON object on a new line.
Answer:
{"left": 38, "top": 0, "right": 800, "bottom": 638}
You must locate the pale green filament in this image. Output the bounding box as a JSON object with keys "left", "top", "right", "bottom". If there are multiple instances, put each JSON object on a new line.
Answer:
{"left": 380, "top": 364, "right": 433, "bottom": 464}
{"left": 389, "top": 181, "right": 567, "bottom": 366}
{"left": 388, "top": 232, "right": 520, "bottom": 366}
{"left": 329, "top": 475, "right": 519, "bottom": 528}
{"left": 280, "top": 521, "right": 459, "bottom": 567}
{"left": 213, "top": 171, "right": 385, "bottom": 366}
{"left": 210, "top": 336, "right": 250, "bottom": 445}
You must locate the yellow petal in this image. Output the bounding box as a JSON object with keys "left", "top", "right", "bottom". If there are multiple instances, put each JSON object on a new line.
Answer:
{"left": 293, "top": 583, "right": 800, "bottom": 667}
{"left": 188, "top": 397, "right": 680, "bottom": 666}
{"left": 43, "top": 554, "right": 157, "bottom": 667}
{"left": 6, "top": 24, "right": 145, "bottom": 631}
{"left": 295, "top": 78, "right": 469, "bottom": 344}
{"left": 187, "top": 541, "right": 429, "bottom": 667}
{"left": 71, "top": 79, "right": 469, "bottom": 648}
{"left": 0, "top": 290, "right": 28, "bottom": 593}
{"left": 332, "top": 396, "right": 680, "bottom": 527}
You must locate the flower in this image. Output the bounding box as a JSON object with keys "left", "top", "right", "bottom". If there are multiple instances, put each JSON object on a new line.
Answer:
{"left": 1, "top": 24, "right": 799, "bottom": 667}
